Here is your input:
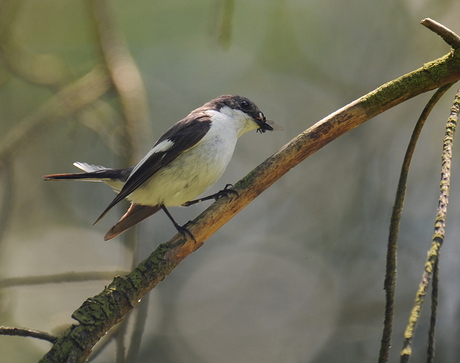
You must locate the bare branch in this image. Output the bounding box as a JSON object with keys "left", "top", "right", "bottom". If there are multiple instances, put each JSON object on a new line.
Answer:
{"left": 0, "top": 67, "right": 111, "bottom": 162}
{"left": 421, "top": 18, "right": 460, "bottom": 49}
{"left": 0, "top": 271, "right": 129, "bottom": 288}
{"left": 0, "top": 160, "right": 13, "bottom": 247}
{"left": 0, "top": 326, "right": 57, "bottom": 343}
{"left": 89, "top": 0, "right": 152, "bottom": 163}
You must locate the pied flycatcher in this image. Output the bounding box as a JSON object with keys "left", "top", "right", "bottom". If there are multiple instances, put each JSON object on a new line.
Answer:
{"left": 44, "top": 95, "right": 282, "bottom": 240}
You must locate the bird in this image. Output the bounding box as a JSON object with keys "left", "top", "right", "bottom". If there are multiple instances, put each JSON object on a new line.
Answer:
{"left": 44, "top": 95, "right": 282, "bottom": 241}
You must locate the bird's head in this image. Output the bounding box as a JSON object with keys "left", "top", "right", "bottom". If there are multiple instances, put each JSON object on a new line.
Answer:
{"left": 207, "top": 95, "right": 283, "bottom": 136}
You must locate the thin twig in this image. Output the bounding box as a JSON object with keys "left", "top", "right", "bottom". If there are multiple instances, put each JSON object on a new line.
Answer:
{"left": 427, "top": 257, "right": 439, "bottom": 363}
{"left": 87, "top": 325, "right": 123, "bottom": 362}
{"left": 0, "top": 67, "right": 111, "bottom": 162}
{"left": 125, "top": 295, "right": 150, "bottom": 362}
{"left": 0, "top": 1, "right": 69, "bottom": 89}
{"left": 400, "top": 88, "right": 460, "bottom": 362}
{"left": 114, "top": 320, "right": 127, "bottom": 363}
{"left": 211, "top": 0, "right": 235, "bottom": 49}
{"left": 0, "top": 271, "right": 128, "bottom": 288}
{"left": 378, "top": 83, "right": 454, "bottom": 363}
{"left": 0, "top": 326, "right": 57, "bottom": 343}
{"left": 0, "top": 160, "right": 13, "bottom": 247}
{"left": 89, "top": 0, "right": 151, "bottom": 164}
{"left": 421, "top": 18, "right": 460, "bottom": 49}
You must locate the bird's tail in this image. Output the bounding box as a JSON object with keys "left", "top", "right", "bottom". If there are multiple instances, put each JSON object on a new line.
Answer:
{"left": 43, "top": 162, "right": 133, "bottom": 183}
{"left": 104, "top": 203, "right": 162, "bottom": 240}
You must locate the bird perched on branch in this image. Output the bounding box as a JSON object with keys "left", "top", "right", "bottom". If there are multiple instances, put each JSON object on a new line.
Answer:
{"left": 44, "top": 95, "right": 282, "bottom": 240}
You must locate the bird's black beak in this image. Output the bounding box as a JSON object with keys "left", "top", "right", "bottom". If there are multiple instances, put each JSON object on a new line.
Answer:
{"left": 255, "top": 112, "right": 273, "bottom": 133}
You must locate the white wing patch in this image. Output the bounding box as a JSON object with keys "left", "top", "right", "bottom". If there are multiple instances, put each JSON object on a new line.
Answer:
{"left": 129, "top": 139, "right": 175, "bottom": 178}
{"left": 73, "top": 162, "right": 107, "bottom": 172}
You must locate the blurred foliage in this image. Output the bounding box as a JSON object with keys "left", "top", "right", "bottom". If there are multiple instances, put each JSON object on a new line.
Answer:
{"left": 0, "top": 0, "right": 460, "bottom": 362}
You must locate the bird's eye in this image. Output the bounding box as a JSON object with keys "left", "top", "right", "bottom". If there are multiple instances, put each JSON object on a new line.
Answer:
{"left": 240, "top": 100, "right": 251, "bottom": 109}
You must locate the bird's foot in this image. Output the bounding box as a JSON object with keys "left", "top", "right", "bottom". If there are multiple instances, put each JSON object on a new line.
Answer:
{"left": 161, "top": 205, "right": 196, "bottom": 242}
{"left": 214, "top": 184, "right": 239, "bottom": 201}
{"left": 175, "top": 222, "right": 196, "bottom": 242}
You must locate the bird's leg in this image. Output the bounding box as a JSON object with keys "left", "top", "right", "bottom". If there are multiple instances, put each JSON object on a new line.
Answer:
{"left": 161, "top": 205, "right": 195, "bottom": 241}
{"left": 182, "top": 184, "right": 239, "bottom": 207}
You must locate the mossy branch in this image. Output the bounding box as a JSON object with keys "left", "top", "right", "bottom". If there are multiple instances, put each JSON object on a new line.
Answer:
{"left": 400, "top": 88, "right": 460, "bottom": 362}
{"left": 39, "top": 42, "right": 460, "bottom": 362}
{"left": 378, "top": 83, "right": 455, "bottom": 363}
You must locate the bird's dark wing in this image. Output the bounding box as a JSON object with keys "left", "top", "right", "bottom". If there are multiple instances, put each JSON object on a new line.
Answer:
{"left": 94, "top": 114, "right": 212, "bottom": 223}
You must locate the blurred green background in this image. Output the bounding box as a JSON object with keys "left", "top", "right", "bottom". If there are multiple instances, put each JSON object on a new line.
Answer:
{"left": 1, "top": 0, "right": 460, "bottom": 362}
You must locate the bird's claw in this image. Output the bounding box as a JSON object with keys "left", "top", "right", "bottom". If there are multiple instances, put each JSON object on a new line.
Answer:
{"left": 176, "top": 223, "right": 196, "bottom": 242}
{"left": 213, "top": 184, "right": 239, "bottom": 201}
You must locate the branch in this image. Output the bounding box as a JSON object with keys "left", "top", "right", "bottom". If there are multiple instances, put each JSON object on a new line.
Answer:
{"left": 39, "top": 45, "right": 460, "bottom": 362}
{"left": 0, "top": 326, "right": 57, "bottom": 343}
{"left": 89, "top": 0, "right": 152, "bottom": 164}
{"left": 400, "top": 88, "right": 460, "bottom": 362}
{"left": 378, "top": 83, "right": 455, "bottom": 363}
{"left": 0, "top": 67, "right": 111, "bottom": 250}
{"left": 0, "top": 160, "right": 13, "bottom": 246}
{"left": 421, "top": 18, "right": 460, "bottom": 49}
{"left": 0, "top": 67, "right": 111, "bottom": 162}
{"left": 0, "top": 271, "right": 129, "bottom": 288}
